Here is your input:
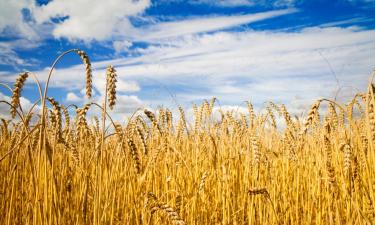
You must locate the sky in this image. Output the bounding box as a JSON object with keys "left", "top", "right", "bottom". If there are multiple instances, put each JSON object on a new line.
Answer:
{"left": 0, "top": 0, "right": 375, "bottom": 121}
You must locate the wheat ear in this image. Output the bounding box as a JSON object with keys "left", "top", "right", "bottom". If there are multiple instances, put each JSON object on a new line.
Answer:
{"left": 11, "top": 72, "right": 29, "bottom": 118}
{"left": 106, "top": 65, "right": 117, "bottom": 110}
{"left": 75, "top": 50, "right": 92, "bottom": 98}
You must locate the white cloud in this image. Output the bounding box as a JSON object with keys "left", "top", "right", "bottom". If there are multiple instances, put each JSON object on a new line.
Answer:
{"left": 101, "top": 94, "right": 145, "bottom": 121}
{"left": 0, "top": 0, "right": 151, "bottom": 70}
{"left": 113, "top": 95, "right": 144, "bottom": 114}
{"left": 117, "top": 80, "right": 141, "bottom": 93}
{"left": 0, "top": 0, "right": 37, "bottom": 38}
{"left": 113, "top": 40, "right": 133, "bottom": 53}
{"left": 33, "top": 0, "right": 151, "bottom": 41}
{"left": 131, "top": 9, "right": 297, "bottom": 41}
{"left": 66, "top": 92, "right": 81, "bottom": 102}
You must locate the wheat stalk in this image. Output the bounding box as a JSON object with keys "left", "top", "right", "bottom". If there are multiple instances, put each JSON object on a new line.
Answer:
{"left": 126, "top": 137, "right": 141, "bottom": 174}
{"left": 198, "top": 171, "right": 208, "bottom": 193}
{"left": 106, "top": 65, "right": 117, "bottom": 110}
{"left": 75, "top": 50, "right": 92, "bottom": 98}
{"left": 47, "top": 97, "right": 63, "bottom": 142}
{"left": 11, "top": 72, "right": 29, "bottom": 118}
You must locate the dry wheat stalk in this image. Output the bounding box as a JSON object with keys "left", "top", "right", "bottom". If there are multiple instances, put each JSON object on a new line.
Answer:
{"left": 11, "top": 72, "right": 29, "bottom": 118}
{"left": 323, "top": 119, "right": 338, "bottom": 194}
{"left": 47, "top": 97, "right": 63, "bottom": 142}
{"left": 248, "top": 187, "right": 269, "bottom": 197}
{"left": 177, "top": 106, "right": 187, "bottom": 136}
{"left": 62, "top": 140, "right": 80, "bottom": 165}
{"left": 303, "top": 100, "right": 321, "bottom": 131}
{"left": 75, "top": 50, "right": 92, "bottom": 98}
{"left": 106, "top": 65, "right": 117, "bottom": 110}
{"left": 159, "top": 108, "right": 167, "bottom": 126}
{"left": 0, "top": 118, "right": 9, "bottom": 138}
{"left": 198, "top": 171, "right": 208, "bottom": 193}
{"left": 323, "top": 119, "right": 332, "bottom": 161}
{"left": 343, "top": 143, "right": 352, "bottom": 176}
{"left": 347, "top": 101, "right": 355, "bottom": 121}
{"left": 359, "top": 133, "right": 368, "bottom": 169}
{"left": 144, "top": 109, "right": 161, "bottom": 133}
{"left": 175, "top": 195, "right": 182, "bottom": 215}
{"left": 251, "top": 136, "right": 260, "bottom": 165}
{"left": 268, "top": 102, "right": 280, "bottom": 114}
{"left": 366, "top": 81, "right": 375, "bottom": 149}
{"left": 363, "top": 182, "right": 375, "bottom": 222}
{"left": 246, "top": 101, "right": 255, "bottom": 128}
{"left": 24, "top": 112, "right": 33, "bottom": 128}
{"left": 280, "top": 104, "right": 292, "bottom": 127}
{"left": 203, "top": 100, "right": 210, "bottom": 120}
{"left": 76, "top": 104, "right": 91, "bottom": 139}
{"left": 193, "top": 104, "right": 203, "bottom": 134}
{"left": 209, "top": 97, "right": 216, "bottom": 111}
{"left": 166, "top": 109, "right": 173, "bottom": 130}
{"left": 135, "top": 125, "right": 148, "bottom": 155}
{"left": 240, "top": 113, "right": 248, "bottom": 129}
{"left": 328, "top": 103, "right": 338, "bottom": 129}
{"left": 326, "top": 161, "right": 338, "bottom": 195}
{"left": 354, "top": 99, "right": 364, "bottom": 115}
{"left": 114, "top": 122, "right": 123, "bottom": 140}
{"left": 266, "top": 106, "right": 277, "bottom": 129}
{"left": 48, "top": 109, "right": 56, "bottom": 128}
{"left": 126, "top": 137, "right": 141, "bottom": 174}
{"left": 93, "top": 116, "right": 100, "bottom": 135}
{"left": 351, "top": 156, "right": 360, "bottom": 191}
{"left": 338, "top": 108, "right": 345, "bottom": 127}
{"left": 61, "top": 105, "right": 70, "bottom": 130}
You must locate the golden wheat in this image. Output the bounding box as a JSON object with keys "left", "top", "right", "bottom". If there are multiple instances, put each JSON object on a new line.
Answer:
{"left": 1, "top": 51, "right": 375, "bottom": 225}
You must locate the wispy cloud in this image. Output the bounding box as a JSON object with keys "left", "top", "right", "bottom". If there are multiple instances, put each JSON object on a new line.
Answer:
{"left": 319, "top": 17, "right": 375, "bottom": 28}
{"left": 0, "top": 40, "right": 40, "bottom": 68}
{"left": 129, "top": 9, "right": 297, "bottom": 41}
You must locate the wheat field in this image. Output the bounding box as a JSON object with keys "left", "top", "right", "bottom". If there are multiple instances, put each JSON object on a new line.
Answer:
{"left": 1, "top": 49, "right": 375, "bottom": 225}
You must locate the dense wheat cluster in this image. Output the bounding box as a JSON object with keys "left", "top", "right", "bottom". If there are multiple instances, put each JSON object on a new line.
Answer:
{"left": 1, "top": 50, "right": 375, "bottom": 225}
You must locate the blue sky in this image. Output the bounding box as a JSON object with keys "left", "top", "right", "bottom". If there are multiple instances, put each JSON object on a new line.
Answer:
{"left": 0, "top": 0, "right": 375, "bottom": 119}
